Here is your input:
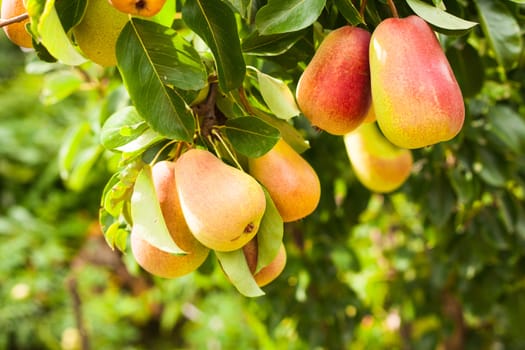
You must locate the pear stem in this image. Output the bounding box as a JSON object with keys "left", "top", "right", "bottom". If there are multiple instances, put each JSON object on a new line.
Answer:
{"left": 359, "top": 0, "right": 368, "bottom": 19}
{"left": 386, "top": 0, "right": 399, "bottom": 18}
{"left": 0, "top": 13, "right": 29, "bottom": 28}
{"left": 211, "top": 128, "right": 244, "bottom": 171}
{"left": 150, "top": 140, "right": 178, "bottom": 165}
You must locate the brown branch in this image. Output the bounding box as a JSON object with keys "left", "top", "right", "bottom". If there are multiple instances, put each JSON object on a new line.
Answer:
{"left": 0, "top": 13, "right": 29, "bottom": 28}
{"left": 66, "top": 277, "right": 90, "bottom": 350}
{"left": 386, "top": 0, "right": 399, "bottom": 18}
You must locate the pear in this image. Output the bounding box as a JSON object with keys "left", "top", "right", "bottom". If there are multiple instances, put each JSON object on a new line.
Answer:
{"left": 242, "top": 238, "right": 287, "bottom": 287}
{"left": 296, "top": 26, "right": 371, "bottom": 135}
{"left": 248, "top": 139, "right": 320, "bottom": 222}
{"left": 73, "top": 0, "right": 129, "bottom": 67}
{"left": 174, "top": 149, "right": 266, "bottom": 252}
{"left": 369, "top": 15, "right": 465, "bottom": 149}
{"left": 131, "top": 161, "right": 209, "bottom": 278}
{"left": 344, "top": 122, "right": 413, "bottom": 193}
{"left": 1, "top": 0, "right": 32, "bottom": 48}
{"left": 109, "top": 0, "right": 166, "bottom": 17}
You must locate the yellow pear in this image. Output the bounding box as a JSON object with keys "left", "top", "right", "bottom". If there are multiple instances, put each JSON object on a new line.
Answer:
{"left": 109, "top": 0, "right": 166, "bottom": 17}
{"left": 344, "top": 122, "right": 413, "bottom": 193}
{"left": 242, "top": 238, "right": 287, "bottom": 287}
{"left": 73, "top": 0, "right": 129, "bottom": 67}
{"left": 130, "top": 161, "right": 209, "bottom": 278}
{"left": 248, "top": 139, "right": 320, "bottom": 222}
{"left": 1, "top": 0, "right": 32, "bottom": 48}
{"left": 174, "top": 148, "right": 266, "bottom": 252}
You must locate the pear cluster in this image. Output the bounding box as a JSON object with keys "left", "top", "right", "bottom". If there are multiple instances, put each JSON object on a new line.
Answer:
{"left": 130, "top": 143, "right": 320, "bottom": 290}
{"left": 296, "top": 16, "right": 465, "bottom": 193}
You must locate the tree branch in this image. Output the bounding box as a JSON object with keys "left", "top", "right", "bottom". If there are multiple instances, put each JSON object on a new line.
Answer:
{"left": 0, "top": 13, "right": 29, "bottom": 28}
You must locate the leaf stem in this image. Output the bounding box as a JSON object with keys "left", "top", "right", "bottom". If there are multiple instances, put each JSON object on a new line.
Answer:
{"left": 359, "top": 0, "right": 368, "bottom": 19}
{"left": 0, "top": 13, "right": 29, "bottom": 28}
{"left": 211, "top": 128, "right": 244, "bottom": 171}
{"left": 150, "top": 139, "right": 178, "bottom": 165}
{"left": 386, "top": 0, "right": 399, "bottom": 18}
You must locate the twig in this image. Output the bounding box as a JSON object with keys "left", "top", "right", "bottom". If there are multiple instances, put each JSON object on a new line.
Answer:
{"left": 0, "top": 13, "right": 29, "bottom": 28}
{"left": 359, "top": 0, "right": 368, "bottom": 19}
{"left": 66, "top": 277, "right": 90, "bottom": 350}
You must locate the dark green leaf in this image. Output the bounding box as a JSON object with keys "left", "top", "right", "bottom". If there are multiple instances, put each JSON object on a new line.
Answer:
{"left": 215, "top": 250, "right": 265, "bottom": 297}
{"left": 446, "top": 42, "right": 484, "bottom": 98}
{"left": 242, "top": 30, "right": 306, "bottom": 56}
{"left": 182, "top": 0, "right": 246, "bottom": 91}
{"left": 255, "top": 189, "right": 284, "bottom": 273}
{"left": 255, "top": 0, "right": 326, "bottom": 35}
{"left": 223, "top": 117, "right": 280, "bottom": 158}
{"left": 406, "top": 0, "right": 478, "bottom": 35}
{"left": 55, "top": 0, "right": 87, "bottom": 33}
{"left": 475, "top": 0, "right": 523, "bottom": 69}
{"left": 117, "top": 19, "right": 196, "bottom": 142}
{"left": 475, "top": 147, "right": 507, "bottom": 187}
{"left": 486, "top": 106, "right": 525, "bottom": 155}
{"left": 333, "top": 0, "right": 364, "bottom": 25}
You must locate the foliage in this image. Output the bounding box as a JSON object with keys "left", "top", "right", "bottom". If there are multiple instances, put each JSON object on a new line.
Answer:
{"left": 0, "top": 0, "right": 524, "bottom": 349}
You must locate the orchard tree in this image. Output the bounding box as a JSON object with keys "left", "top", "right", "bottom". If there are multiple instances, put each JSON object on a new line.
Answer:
{"left": 1, "top": 0, "right": 524, "bottom": 349}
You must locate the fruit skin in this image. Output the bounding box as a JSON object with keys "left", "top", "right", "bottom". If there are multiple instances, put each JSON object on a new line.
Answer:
{"left": 242, "top": 239, "right": 287, "bottom": 287}
{"left": 369, "top": 15, "right": 465, "bottom": 149}
{"left": 174, "top": 149, "right": 266, "bottom": 252}
{"left": 73, "top": 0, "right": 129, "bottom": 67}
{"left": 109, "top": 0, "right": 166, "bottom": 17}
{"left": 296, "top": 26, "right": 371, "bottom": 135}
{"left": 248, "top": 139, "right": 321, "bottom": 222}
{"left": 1, "top": 0, "right": 32, "bottom": 48}
{"left": 344, "top": 122, "right": 413, "bottom": 193}
{"left": 131, "top": 161, "right": 209, "bottom": 278}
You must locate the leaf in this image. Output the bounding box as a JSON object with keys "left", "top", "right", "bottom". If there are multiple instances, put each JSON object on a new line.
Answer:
{"left": 475, "top": 0, "right": 523, "bottom": 70}
{"left": 333, "top": 0, "right": 364, "bottom": 25}
{"left": 101, "top": 106, "right": 150, "bottom": 150}
{"left": 475, "top": 147, "right": 507, "bottom": 187}
{"left": 242, "top": 30, "right": 305, "bottom": 56}
{"left": 255, "top": 112, "right": 310, "bottom": 154}
{"left": 446, "top": 43, "right": 484, "bottom": 98}
{"left": 149, "top": 0, "right": 177, "bottom": 27}
{"left": 131, "top": 166, "right": 186, "bottom": 254}
{"left": 55, "top": 0, "right": 87, "bottom": 33}
{"left": 255, "top": 189, "right": 284, "bottom": 273}
{"left": 37, "top": 0, "right": 87, "bottom": 65}
{"left": 182, "top": 0, "right": 246, "bottom": 91}
{"left": 406, "top": 0, "right": 478, "bottom": 35}
{"left": 40, "top": 70, "right": 83, "bottom": 105}
{"left": 223, "top": 117, "right": 280, "bottom": 158}
{"left": 215, "top": 250, "right": 265, "bottom": 297}
{"left": 117, "top": 19, "right": 196, "bottom": 142}
{"left": 256, "top": 69, "right": 301, "bottom": 120}
{"left": 255, "top": 0, "right": 326, "bottom": 35}
{"left": 99, "top": 208, "right": 128, "bottom": 252}
{"left": 485, "top": 105, "right": 525, "bottom": 155}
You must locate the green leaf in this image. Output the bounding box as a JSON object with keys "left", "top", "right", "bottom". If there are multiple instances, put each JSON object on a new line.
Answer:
{"left": 149, "top": 0, "right": 177, "bottom": 27}
{"left": 182, "top": 0, "right": 246, "bottom": 91}
{"left": 255, "top": 112, "right": 310, "bottom": 154}
{"left": 475, "top": 0, "right": 523, "bottom": 70}
{"left": 131, "top": 166, "right": 186, "bottom": 254}
{"left": 40, "top": 70, "right": 83, "bottom": 105}
{"left": 99, "top": 208, "right": 129, "bottom": 252}
{"left": 256, "top": 69, "right": 301, "bottom": 120}
{"left": 255, "top": 0, "right": 326, "bottom": 35}
{"left": 101, "top": 106, "right": 152, "bottom": 150}
{"left": 406, "top": 0, "right": 478, "bottom": 35}
{"left": 485, "top": 105, "right": 525, "bottom": 155}
{"left": 475, "top": 147, "right": 507, "bottom": 187}
{"left": 215, "top": 249, "right": 265, "bottom": 297}
{"left": 255, "top": 189, "right": 284, "bottom": 273}
{"left": 242, "top": 30, "right": 306, "bottom": 56}
{"left": 55, "top": 0, "right": 87, "bottom": 33}
{"left": 117, "top": 19, "right": 196, "bottom": 142}
{"left": 333, "top": 0, "right": 364, "bottom": 25}
{"left": 223, "top": 117, "right": 280, "bottom": 158}
{"left": 446, "top": 43, "right": 484, "bottom": 98}
{"left": 37, "top": 0, "right": 87, "bottom": 65}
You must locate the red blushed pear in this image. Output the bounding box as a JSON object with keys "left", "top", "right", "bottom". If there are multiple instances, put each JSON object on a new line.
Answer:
{"left": 296, "top": 26, "right": 372, "bottom": 135}
{"left": 369, "top": 15, "right": 465, "bottom": 149}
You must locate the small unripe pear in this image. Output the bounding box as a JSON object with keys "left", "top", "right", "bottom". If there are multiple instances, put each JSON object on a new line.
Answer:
{"left": 131, "top": 161, "right": 209, "bottom": 278}
{"left": 73, "top": 0, "right": 129, "bottom": 67}
{"left": 369, "top": 15, "right": 465, "bottom": 149}
{"left": 296, "top": 26, "right": 371, "bottom": 135}
{"left": 109, "top": 0, "right": 167, "bottom": 17}
{"left": 1, "top": 0, "right": 32, "bottom": 48}
{"left": 174, "top": 149, "right": 266, "bottom": 252}
{"left": 344, "top": 122, "right": 413, "bottom": 193}
{"left": 248, "top": 139, "right": 320, "bottom": 222}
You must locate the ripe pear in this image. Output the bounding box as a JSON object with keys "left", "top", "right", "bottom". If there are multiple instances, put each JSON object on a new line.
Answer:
{"left": 296, "top": 26, "right": 371, "bottom": 135}
{"left": 174, "top": 148, "right": 266, "bottom": 252}
{"left": 248, "top": 139, "right": 320, "bottom": 222}
{"left": 73, "top": 0, "right": 129, "bottom": 67}
{"left": 1, "top": 0, "right": 32, "bottom": 48}
{"left": 131, "top": 161, "right": 209, "bottom": 278}
{"left": 242, "top": 239, "right": 287, "bottom": 287}
{"left": 109, "top": 0, "right": 166, "bottom": 17}
{"left": 369, "top": 15, "right": 465, "bottom": 149}
{"left": 344, "top": 122, "right": 413, "bottom": 193}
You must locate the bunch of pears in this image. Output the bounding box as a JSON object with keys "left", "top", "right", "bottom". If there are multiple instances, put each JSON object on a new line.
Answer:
{"left": 130, "top": 140, "right": 320, "bottom": 290}
{"left": 296, "top": 15, "right": 465, "bottom": 193}
{"left": 1, "top": 0, "right": 166, "bottom": 66}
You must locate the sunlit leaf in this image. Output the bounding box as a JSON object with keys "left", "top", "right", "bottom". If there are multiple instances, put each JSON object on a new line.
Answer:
{"left": 255, "top": 0, "right": 326, "bottom": 35}
{"left": 216, "top": 249, "right": 265, "bottom": 297}
{"left": 255, "top": 189, "right": 283, "bottom": 273}
{"left": 406, "top": 0, "right": 478, "bottom": 35}
{"left": 256, "top": 69, "right": 301, "bottom": 120}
